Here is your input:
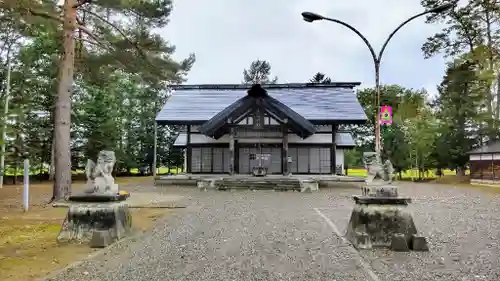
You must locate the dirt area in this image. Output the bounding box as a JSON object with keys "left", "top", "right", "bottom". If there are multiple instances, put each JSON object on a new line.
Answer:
{"left": 0, "top": 178, "right": 169, "bottom": 281}
{"left": 431, "top": 175, "right": 470, "bottom": 185}
{"left": 430, "top": 175, "right": 500, "bottom": 194}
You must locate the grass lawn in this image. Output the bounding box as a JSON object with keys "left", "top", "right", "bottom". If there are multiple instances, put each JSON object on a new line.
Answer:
{"left": 152, "top": 167, "right": 465, "bottom": 180}
{"left": 346, "top": 168, "right": 465, "bottom": 179}
{"left": 0, "top": 177, "right": 168, "bottom": 281}
{"left": 2, "top": 167, "right": 183, "bottom": 176}
{"left": 8, "top": 165, "right": 467, "bottom": 181}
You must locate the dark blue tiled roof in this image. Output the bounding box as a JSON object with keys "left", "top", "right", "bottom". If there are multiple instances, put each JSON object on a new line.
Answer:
{"left": 469, "top": 140, "right": 500, "bottom": 154}
{"left": 155, "top": 84, "right": 367, "bottom": 123}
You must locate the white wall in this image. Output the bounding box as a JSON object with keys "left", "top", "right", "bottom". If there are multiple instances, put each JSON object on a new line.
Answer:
{"left": 177, "top": 133, "right": 342, "bottom": 144}
{"left": 189, "top": 124, "right": 333, "bottom": 132}
{"left": 470, "top": 153, "right": 500, "bottom": 160}
{"left": 336, "top": 149, "right": 345, "bottom": 173}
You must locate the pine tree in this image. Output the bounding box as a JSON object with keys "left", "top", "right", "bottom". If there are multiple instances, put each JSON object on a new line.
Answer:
{"left": 1, "top": 0, "right": 195, "bottom": 200}
{"left": 309, "top": 72, "right": 332, "bottom": 84}
{"left": 433, "top": 59, "right": 485, "bottom": 174}
{"left": 242, "top": 59, "right": 278, "bottom": 84}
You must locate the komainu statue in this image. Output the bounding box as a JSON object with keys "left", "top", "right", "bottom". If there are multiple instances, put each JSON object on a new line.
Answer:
{"left": 84, "top": 150, "right": 119, "bottom": 194}
{"left": 382, "top": 159, "right": 395, "bottom": 184}
{"left": 362, "top": 152, "right": 394, "bottom": 184}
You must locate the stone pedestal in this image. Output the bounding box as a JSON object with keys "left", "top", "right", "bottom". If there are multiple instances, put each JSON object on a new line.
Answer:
{"left": 57, "top": 198, "right": 132, "bottom": 247}
{"left": 67, "top": 193, "right": 129, "bottom": 202}
{"left": 345, "top": 184, "right": 428, "bottom": 251}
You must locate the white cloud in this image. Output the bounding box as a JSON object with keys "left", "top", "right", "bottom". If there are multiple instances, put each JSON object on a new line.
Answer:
{"left": 160, "top": 0, "right": 449, "bottom": 92}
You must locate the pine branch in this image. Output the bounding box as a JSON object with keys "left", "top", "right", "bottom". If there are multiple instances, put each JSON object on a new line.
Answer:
{"left": 75, "top": 28, "right": 161, "bottom": 82}
{"left": 3, "top": 0, "right": 167, "bottom": 82}
{"left": 81, "top": 8, "right": 136, "bottom": 49}
{"left": 81, "top": 8, "right": 163, "bottom": 74}
{"left": 73, "top": 35, "right": 100, "bottom": 48}
{"left": 73, "top": 0, "right": 91, "bottom": 9}
{"left": 77, "top": 24, "right": 108, "bottom": 49}
{"left": 24, "top": 7, "right": 63, "bottom": 22}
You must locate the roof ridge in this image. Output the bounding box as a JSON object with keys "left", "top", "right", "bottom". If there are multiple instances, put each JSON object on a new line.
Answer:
{"left": 169, "top": 82, "right": 361, "bottom": 90}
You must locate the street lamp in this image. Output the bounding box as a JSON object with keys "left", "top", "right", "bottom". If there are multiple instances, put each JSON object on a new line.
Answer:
{"left": 301, "top": 3, "right": 453, "bottom": 154}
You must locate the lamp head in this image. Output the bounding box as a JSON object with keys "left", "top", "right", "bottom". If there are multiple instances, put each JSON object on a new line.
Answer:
{"left": 301, "top": 12, "right": 324, "bottom": 22}
{"left": 429, "top": 3, "right": 454, "bottom": 13}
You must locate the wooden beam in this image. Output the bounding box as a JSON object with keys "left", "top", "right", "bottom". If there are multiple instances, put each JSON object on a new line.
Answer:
{"left": 186, "top": 125, "right": 192, "bottom": 173}
{"left": 229, "top": 126, "right": 235, "bottom": 175}
{"left": 331, "top": 124, "right": 338, "bottom": 175}
{"left": 283, "top": 133, "right": 289, "bottom": 175}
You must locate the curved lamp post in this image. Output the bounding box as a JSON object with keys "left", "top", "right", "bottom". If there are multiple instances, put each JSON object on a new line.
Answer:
{"left": 301, "top": 3, "right": 453, "bottom": 154}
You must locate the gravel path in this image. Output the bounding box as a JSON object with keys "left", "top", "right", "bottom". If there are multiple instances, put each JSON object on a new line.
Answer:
{"left": 47, "top": 183, "right": 500, "bottom": 281}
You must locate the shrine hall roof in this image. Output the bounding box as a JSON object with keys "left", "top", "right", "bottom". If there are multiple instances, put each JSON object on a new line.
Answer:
{"left": 155, "top": 83, "right": 367, "bottom": 125}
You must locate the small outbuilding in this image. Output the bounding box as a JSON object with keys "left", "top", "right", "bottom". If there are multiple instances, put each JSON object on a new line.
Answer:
{"left": 468, "top": 141, "right": 500, "bottom": 185}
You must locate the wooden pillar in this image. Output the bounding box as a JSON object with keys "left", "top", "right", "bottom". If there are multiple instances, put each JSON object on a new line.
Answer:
{"left": 229, "top": 125, "right": 235, "bottom": 175}
{"left": 331, "top": 124, "right": 338, "bottom": 175}
{"left": 153, "top": 121, "right": 157, "bottom": 177}
{"left": 186, "top": 125, "right": 192, "bottom": 173}
{"left": 183, "top": 148, "right": 187, "bottom": 173}
{"left": 282, "top": 119, "right": 289, "bottom": 175}
{"left": 234, "top": 139, "right": 239, "bottom": 174}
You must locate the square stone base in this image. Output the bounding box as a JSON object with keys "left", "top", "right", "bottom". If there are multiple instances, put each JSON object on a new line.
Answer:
{"left": 345, "top": 203, "right": 417, "bottom": 249}
{"left": 57, "top": 202, "right": 132, "bottom": 246}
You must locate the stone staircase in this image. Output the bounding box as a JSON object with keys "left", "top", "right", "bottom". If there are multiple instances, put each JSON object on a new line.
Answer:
{"left": 194, "top": 177, "right": 319, "bottom": 192}
{"left": 155, "top": 174, "right": 363, "bottom": 191}
{"left": 213, "top": 177, "right": 302, "bottom": 191}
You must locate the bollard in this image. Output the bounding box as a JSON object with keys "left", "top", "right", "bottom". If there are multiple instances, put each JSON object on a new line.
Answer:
{"left": 23, "top": 159, "right": 29, "bottom": 212}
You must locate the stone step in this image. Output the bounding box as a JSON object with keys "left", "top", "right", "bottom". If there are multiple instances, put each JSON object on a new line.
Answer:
{"left": 274, "top": 184, "right": 301, "bottom": 191}
{"left": 214, "top": 182, "right": 301, "bottom": 191}
{"left": 219, "top": 182, "right": 300, "bottom": 188}
{"left": 250, "top": 185, "right": 277, "bottom": 190}
{"left": 155, "top": 179, "right": 197, "bottom": 186}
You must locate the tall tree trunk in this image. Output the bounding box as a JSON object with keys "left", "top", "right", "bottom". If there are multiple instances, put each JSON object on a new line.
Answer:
{"left": 485, "top": 10, "right": 495, "bottom": 139}
{"left": 496, "top": 73, "right": 500, "bottom": 134}
{"left": 457, "top": 166, "right": 466, "bottom": 177}
{"left": 52, "top": 0, "right": 76, "bottom": 201}
{"left": 13, "top": 161, "right": 18, "bottom": 185}
{"left": 49, "top": 135, "right": 55, "bottom": 180}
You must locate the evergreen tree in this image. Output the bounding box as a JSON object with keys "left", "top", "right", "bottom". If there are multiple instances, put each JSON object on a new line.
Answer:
{"left": 421, "top": 0, "right": 500, "bottom": 139}
{"left": 309, "top": 72, "right": 332, "bottom": 84}
{"left": 0, "top": 0, "right": 195, "bottom": 200}
{"left": 433, "top": 59, "right": 485, "bottom": 174}
{"left": 242, "top": 59, "right": 278, "bottom": 84}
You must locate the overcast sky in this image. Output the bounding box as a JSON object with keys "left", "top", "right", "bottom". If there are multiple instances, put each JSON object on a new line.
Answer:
{"left": 160, "top": 0, "right": 451, "bottom": 96}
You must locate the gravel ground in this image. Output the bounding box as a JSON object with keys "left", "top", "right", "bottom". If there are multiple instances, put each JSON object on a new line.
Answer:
{"left": 46, "top": 182, "right": 500, "bottom": 281}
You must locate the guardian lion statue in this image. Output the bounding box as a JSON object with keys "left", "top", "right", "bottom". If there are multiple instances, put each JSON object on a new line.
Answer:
{"left": 84, "top": 150, "right": 119, "bottom": 194}
{"left": 362, "top": 152, "right": 394, "bottom": 184}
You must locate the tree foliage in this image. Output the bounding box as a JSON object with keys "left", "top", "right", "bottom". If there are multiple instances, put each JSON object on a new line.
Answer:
{"left": 432, "top": 59, "right": 486, "bottom": 173}
{"left": 309, "top": 72, "right": 332, "bottom": 84}
{"left": 0, "top": 0, "right": 194, "bottom": 199}
{"left": 243, "top": 59, "right": 278, "bottom": 84}
{"left": 421, "top": 0, "right": 500, "bottom": 138}
{"left": 346, "top": 85, "right": 434, "bottom": 178}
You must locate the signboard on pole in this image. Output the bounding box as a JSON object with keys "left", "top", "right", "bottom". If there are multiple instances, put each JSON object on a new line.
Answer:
{"left": 380, "top": 105, "right": 392, "bottom": 125}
